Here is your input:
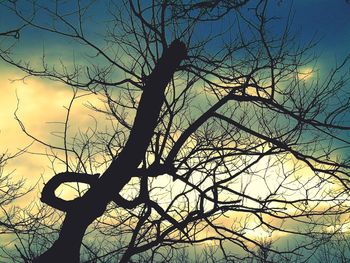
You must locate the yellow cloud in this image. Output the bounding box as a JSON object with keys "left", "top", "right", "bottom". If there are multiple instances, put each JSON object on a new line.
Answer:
{"left": 0, "top": 65, "right": 108, "bottom": 199}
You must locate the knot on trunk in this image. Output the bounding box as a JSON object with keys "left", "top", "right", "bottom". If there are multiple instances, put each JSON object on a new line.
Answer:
{"left": 144, "top": 39, "right": 187, "bottom": 89}
{"left": 40, "top": 172, "right": 100, "bottom": 212}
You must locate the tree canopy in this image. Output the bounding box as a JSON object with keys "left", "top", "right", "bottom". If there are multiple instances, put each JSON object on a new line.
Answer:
{"left": 1, "top": 0, "right": 350, "bottom": 262}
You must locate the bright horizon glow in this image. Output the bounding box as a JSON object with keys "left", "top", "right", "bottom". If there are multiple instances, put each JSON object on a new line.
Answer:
{"left": 297, "top": 68, "right": 314, "bottom": 81}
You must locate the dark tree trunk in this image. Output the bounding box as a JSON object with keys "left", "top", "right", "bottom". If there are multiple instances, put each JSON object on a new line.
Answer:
{"left": 33, "top": 40, "right": 187, "bottom": 263}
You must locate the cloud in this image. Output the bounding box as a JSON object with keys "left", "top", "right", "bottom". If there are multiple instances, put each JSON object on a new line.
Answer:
{"left": 0, "top": 63, "right": 108, "bottom": 195}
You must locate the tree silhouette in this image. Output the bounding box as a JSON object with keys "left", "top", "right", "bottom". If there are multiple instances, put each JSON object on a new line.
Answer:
{"left": 0, "top": 149, "right": 35, "bottom": 262}
{"left": 1, "top": 0, "right": 350, "bottom": 262}
{"left": 0, "top": 153, "right": 25, "bottom": 234}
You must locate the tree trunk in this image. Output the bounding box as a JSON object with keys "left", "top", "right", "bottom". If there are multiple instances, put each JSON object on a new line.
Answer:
{"left": 33, "top": 40, "right": 187, "bottom": 263}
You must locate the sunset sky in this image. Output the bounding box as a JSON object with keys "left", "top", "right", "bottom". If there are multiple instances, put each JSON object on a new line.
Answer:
{"left": 1, "top": 0, "right": 350, "bottom": 261}
{"left": 1, "top": 0, "right": 348, "bottom": 187}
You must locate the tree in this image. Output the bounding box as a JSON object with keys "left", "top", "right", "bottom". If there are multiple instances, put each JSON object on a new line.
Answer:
{"left": 0, "top": 153, "right": 25, "bottom": 235}
{"left": 0, "top": 149, "right": 35, "bottom": 262}
{"left": 1, "top": 0, "right": 350, "bottom": 262}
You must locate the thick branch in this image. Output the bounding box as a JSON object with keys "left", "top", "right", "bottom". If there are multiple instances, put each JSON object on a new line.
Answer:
{"left": 113, "top": 175, "right": 149, "bottom": 209}
{"left": 99, "top": 40, "right": 187, "bottom": 195}
{"left": 109, "top": 39, "right": 187, "bottom": 168}
{"left": 41, "top": 172, "right": 99, "bottom": 212}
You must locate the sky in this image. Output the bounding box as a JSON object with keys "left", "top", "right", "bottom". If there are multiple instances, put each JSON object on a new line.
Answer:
{"left": 1, "top": 0, "right": 350, "bottom": 261}
{"left": 1, "top": 0, "right": 348, "bottom": 185}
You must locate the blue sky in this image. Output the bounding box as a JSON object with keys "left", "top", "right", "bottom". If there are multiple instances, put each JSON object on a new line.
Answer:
{"left": 1, "top": 1, "right": 349, "bottom": 74}
{"left": 289, "top": 1, "right": 350, "bottom": 58}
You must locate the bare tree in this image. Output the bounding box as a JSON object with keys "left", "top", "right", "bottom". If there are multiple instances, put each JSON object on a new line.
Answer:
{"left": 1, "top": 0, "right": 350, "bottom": 262}
{"left": 0, "top": 149, "right": 37, "bottom": 262}
{"left": 0, "top": 153, "right": 24, "bottom": 234}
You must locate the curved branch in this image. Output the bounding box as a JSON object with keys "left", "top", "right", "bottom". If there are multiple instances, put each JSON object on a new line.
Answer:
{"left": 113, "top": 174, "right": 149, "bottom": 209}
{"left": 40, "top": 172, "right": 99, "bottom": 212}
